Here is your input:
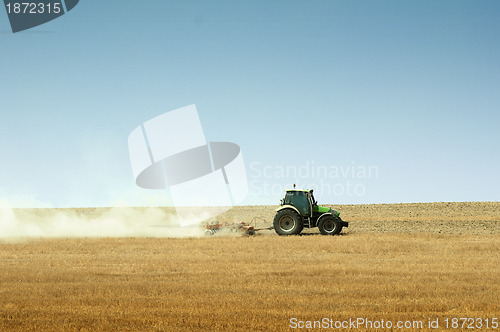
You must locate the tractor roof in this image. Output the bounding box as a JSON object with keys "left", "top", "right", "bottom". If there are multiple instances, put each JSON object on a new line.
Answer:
{"left": 285, "top": 189, "right": 313, "bottom": 193}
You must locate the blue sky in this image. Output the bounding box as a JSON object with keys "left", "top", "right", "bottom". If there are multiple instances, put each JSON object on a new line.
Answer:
{"left": 0, "top": 1, "right": 499, "bottom": 207}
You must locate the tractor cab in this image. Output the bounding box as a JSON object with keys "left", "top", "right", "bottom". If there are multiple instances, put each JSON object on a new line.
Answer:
{"left": 281, "top": 189, "right": 315, "bottom": 217}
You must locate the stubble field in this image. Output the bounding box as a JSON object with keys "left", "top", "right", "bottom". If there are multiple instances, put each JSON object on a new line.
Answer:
{"left": 1, "top": 202, "right": 499, "bottom": 331}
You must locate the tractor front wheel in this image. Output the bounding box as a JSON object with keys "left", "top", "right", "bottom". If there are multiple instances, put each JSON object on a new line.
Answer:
{"left": 273, "top": 209, "right": 303, "bottom": 235}
{"left": 318, "top": 216, "right": 343, "bottom": 235}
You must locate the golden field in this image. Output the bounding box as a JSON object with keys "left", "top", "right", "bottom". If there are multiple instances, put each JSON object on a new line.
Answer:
{"left": 1, "top": 202, "right": 499, "bottom": 331}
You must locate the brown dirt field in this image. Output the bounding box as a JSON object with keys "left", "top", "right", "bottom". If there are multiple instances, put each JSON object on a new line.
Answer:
{"left": 1, "top": 202, "right": 499, "bottom": 331}
{"left": 216, "top": 202, "right": 500, "bottom": 235}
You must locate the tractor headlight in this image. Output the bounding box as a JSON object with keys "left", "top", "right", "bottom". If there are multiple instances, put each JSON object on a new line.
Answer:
{"left": 330, "top": 209, "right": 340, "bottom": 217}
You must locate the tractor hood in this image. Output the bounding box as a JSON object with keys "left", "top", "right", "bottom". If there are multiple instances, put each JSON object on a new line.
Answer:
{"left": 313, "top": 206, "right": 341, "bottom": 217}
{"left": 314, "top": 206, "right": 330, "bottom": 213}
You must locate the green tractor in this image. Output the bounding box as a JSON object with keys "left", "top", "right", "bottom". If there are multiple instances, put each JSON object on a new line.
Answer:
{"left": 273, "top": 189, "right": 348, "bottom": 236}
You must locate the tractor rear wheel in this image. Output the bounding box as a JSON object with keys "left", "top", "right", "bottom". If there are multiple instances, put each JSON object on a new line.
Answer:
{"left": 273, "top": 209, "right": 303, "bottom": 235}
{"left": 318, "top": 216, "right": 343, "bottom": 235}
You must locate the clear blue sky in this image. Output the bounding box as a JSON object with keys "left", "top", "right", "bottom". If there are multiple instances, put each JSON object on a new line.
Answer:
{"left": 1, "top": 1, "right": 499, "bottom": 207}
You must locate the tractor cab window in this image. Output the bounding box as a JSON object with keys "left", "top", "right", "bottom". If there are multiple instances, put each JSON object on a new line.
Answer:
{"left": 308, "top": 192, "right": 317, "bottom": 206}
{"left": 307, "top": 193, "right": 313, "bottom": 206}
{"left": 284, "top": 192, "right": 292, "bottom": 205}
{"left": 292, "top": 191, "right": 311, "bottom": 216}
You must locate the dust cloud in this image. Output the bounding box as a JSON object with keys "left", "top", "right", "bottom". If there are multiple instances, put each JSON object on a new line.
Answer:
{"left": 0, "top": 202, "right": 207, "bottom": 240}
